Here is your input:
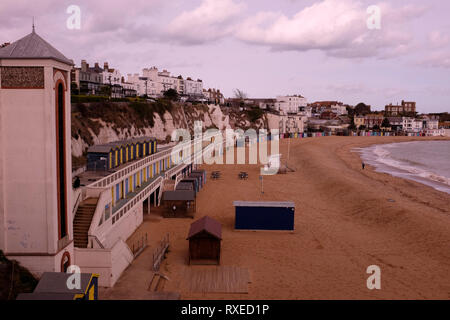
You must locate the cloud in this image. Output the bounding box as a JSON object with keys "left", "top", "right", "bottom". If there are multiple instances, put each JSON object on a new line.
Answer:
{"left": 327, "top": 83, "right": 408, "bottom": 98}
{"left": 166, "top": 0, "right": 246, "bottom": 45}
{"left": 428, "top": 30, "right": 450, "bottom": 48}
{"left": 235, "top": 0, "right": 426, "bottom": 59}
{"left": 418, "top": 51, "right": 450, "bottom": 69}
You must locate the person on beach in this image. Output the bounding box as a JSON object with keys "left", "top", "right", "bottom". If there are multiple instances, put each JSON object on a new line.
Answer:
{"left": 362, "top": 162, "right": 365, "bottom": 170}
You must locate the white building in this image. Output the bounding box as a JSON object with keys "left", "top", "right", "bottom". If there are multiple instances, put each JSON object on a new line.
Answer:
{"left": 421, "top": 115, "right": 439, "bottom": 130}
{"left": 101, "top": 62, "right": 121, "bottom": 86}
{"left": 402, "top": 117, "right": 423, "bottom": 132}
{"left": 184, "top": 77, "right": 203, "bottom": 98}
{"left": 157, "top": 69, "right": 178, "bottom": 93}
{"left": 0, "top": 29, "right": 75, "bottom": 275}
{"left": 275, "top": 95, "right": 308, "bottom": 114}
{"left": 267, "top": 113, "right": 307, "bottom": 135}
{"left": 101, "top": 62, "right": 123, "bottom": 98}
{"left": 128, "top": 67, "right": 203, "bottom": 98}
{"left": 331, "top": 104, "right": 348, "bottom": 115}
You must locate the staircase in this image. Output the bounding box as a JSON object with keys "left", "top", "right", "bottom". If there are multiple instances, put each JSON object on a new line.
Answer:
{"left": 73, "top": 197, "right": 98, "bottom": 248}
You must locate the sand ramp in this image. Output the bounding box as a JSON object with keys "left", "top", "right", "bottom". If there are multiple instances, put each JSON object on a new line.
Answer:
{"left": 181, "top": 266, "right": 251, "bottom": 294}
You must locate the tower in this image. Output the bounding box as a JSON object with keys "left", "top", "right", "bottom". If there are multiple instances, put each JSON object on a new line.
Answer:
{"left": 0, "top": 28, "right": 74, "bottom": 275}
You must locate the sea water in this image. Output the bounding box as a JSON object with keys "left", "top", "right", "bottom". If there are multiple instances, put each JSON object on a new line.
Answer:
{"left": 358, "top": 141, "right": 450, "bottom": 194}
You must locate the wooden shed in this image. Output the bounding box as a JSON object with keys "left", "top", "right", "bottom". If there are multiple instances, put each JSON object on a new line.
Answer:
{"left": 176, "top": 181, "right": 195, "bottom": 196}
{"left": 191, "top": 169, "right": 207, "bottom": 184}
{"left": 189, "top": 172, "right": 204, "bottom": 189}
{"left": 87, "top": 144, "right": 114, "bottom": 171}
{"left": 162, "top": 190, "right": 196, "bottom": 218}
{"left": 180, "top": 178, "right": 199, "bottom": 192}
{"left": 187, "top": 216, "right": 222, "bottom": 265}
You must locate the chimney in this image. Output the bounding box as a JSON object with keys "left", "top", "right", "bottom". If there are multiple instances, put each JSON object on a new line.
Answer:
{"left": 95, "top": 62, "right": 99, "bottom": 69}
{"left": 81, "top": 60, "right": 87, "bottom": 72}
{"left": 104, "top": 62, "right": 109, "bottom": 71}
{"left": 86, "top": 63, "right": 90, "bottom": 70}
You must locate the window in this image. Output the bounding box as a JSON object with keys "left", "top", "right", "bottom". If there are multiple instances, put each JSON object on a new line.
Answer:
{"left": 56, "top": 82, "right": 67, "bottom": 239}
{"left": 61, "top": 252, "right": 71, "bottom": 272}
{"left": 105, "top": 204, "right": 111, "bottom": 221}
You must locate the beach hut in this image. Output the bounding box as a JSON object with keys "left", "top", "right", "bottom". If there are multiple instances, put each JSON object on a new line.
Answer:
{"left": 233, "top": 201, "right": 295, "bottom": 231}
{"left": 118, "top": 143, "right": 126, "bottom": 165}
{"left": 191, "top": 169, "right": 207, "bottom": 184}
{"left": 187, "top": 216, "right": 222, "bottom": 265}
{"left": 176, "top": 181, "right": 196, "bottom": 196}
{"left": 189, "top": 172, "right": 204, "bottom": 189}
{"left": 17, "top": 272, "right": 99, "bottom": 300}
{"left": 163, "top": 190, "right": 196, "bottom": 218}
{"left": 141, "top": 138, "right": 154, "bottom": 157}
{"left": 87, "top": 144, "right": 115, "bottom": 171}
{"left": 180, "top": 178, "right": 198, "bottom": 193}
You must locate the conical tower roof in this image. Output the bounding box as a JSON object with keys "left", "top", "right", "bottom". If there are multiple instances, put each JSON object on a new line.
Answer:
{"left": 0, "top": 29, "right": 73, "bottom": 65}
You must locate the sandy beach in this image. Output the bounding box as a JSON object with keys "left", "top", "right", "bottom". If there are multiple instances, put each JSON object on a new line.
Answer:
{"left": 101, "top": 136, "right": 450, "bottom": 300}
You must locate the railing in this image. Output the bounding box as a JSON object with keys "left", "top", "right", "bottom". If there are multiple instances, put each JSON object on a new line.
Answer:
{"left": 88, "top": 235, "right": 105, "bottom": 249}
{"left": 110, "top": 176, "right": 163, "bottom": 225}
{"left": 131, "top": 233, "right": 148, "bottom": 258}
{"left": 87, "top": 188, "right": 111, "bottom": 239}
{"left": 87, "top": 147, "right": 174, "bottom": 189}
{"left": 84, "top": 137, "right": 225, "bottom": 246}
{"left": 72, "top": 189, "right": 82, "bottom": 219}
{"left": 86, "top": 132, "right": 219, "bottom": 190}
{"left": 152, "top": 233, "right": 169, "bottom": 271}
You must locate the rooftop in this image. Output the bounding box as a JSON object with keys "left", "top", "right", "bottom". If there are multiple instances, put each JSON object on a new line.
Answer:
{"left": 87, "top": 137, "right": 156, "bottom": 153}
{"left": 0, "top": 29, "right": 73, "bottom": 65}
{"left": 163, "top": 190, "right": 195, "bottom": 201}
{"left": 187, "top": 216, "right": 222, "bottom": 240}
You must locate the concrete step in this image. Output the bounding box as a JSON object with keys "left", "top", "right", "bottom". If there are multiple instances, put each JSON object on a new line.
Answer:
{"left": 76, "top": 208, "right": 95, "bottom": 212}
{"left": 73, "top": 227, "right": 90, "bottom": 231}
{"left": 74, "top": 217, "right": 94, "bottom": 222}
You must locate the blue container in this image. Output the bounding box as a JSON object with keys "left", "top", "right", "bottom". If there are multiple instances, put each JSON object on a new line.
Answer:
{"left": 233, "top": 201, "right": 295, "bottom": 231}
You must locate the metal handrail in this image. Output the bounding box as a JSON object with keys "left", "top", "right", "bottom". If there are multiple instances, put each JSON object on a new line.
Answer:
{"left": 72, "top": 190, "right": 82, "bottom": 218}
{"left": 89, "top": 235, "right": 105, "bottom": 249}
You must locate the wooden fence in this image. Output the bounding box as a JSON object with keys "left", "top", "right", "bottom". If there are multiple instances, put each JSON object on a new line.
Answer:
{"left": 152, "top": 233, "right": 170, "bottom": 271}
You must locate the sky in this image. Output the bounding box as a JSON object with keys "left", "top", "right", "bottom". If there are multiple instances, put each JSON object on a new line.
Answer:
{"left": 1, "top": 0, "right": 450, "bottom": 113}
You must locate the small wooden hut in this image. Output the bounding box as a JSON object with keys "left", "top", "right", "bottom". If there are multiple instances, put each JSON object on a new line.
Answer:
{"left": 187, "top": 216, "right": 222, "bottom": 265}
{"left": 162, "top": 190, "right": 196, "bottom": 218}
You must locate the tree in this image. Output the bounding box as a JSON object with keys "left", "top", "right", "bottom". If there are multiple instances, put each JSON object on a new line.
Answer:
{"left": 99, "top": 85, "right": 111, "bottom": 97}
{"left": 233, "top": 89, "right": 247, "bottom": 100}
{"left": 381, "top": 118, "right": 391, "bottom": 128}
{"left": 71, "top": 82, "right": 79, "bottom": 95}
{"left": 163, "top": 88, "right": 179, "bottom": 101}
{"left": 355, "top": 103, "right": 371, "bottom": 115}
{"left": 348, "top": 117, "right": 356, "bottom": 130}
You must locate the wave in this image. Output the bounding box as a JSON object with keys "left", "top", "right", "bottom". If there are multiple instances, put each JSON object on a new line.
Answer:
{"left": 359, "top": 143, "right": 450, "bottom": 193}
